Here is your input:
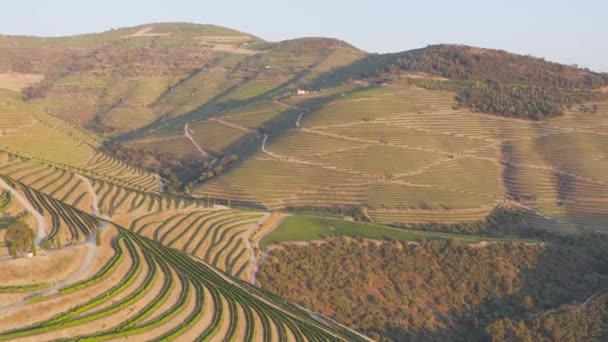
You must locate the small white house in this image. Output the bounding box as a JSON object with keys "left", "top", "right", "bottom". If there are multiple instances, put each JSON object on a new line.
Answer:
{"left": 296, "top": 89, "right": 309, "bottom": 96}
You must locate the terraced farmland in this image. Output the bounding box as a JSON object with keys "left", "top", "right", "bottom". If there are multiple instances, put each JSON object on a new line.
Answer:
{"left": 129, "top": 209, "right": 266, "bottom": 281}
{"left": 0, "top": 225, "right": 365, "bottom": 341}
{"left": 0, "top": 91, "right": 36, "bottom": 130}
{"left": 192, "top": 83, "right": 608, "bottom": 233}
{"left": 2, "top": 21, "right": 608, "bottom": 341}
{"left": 86, "top": 153, "right": 159, "bottom": 192}
{"left": 0, "top": 151, "right": 206, "bottom": 220}
{"left": 0, "top": 174, "right": 97, "bottom": 245}
{"left": 0, "top": 169, "right": 364, "bottom": 340}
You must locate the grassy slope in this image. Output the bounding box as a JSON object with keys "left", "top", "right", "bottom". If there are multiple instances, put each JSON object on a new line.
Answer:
{"left": 260, "top": 216, "right": 525, "bottom": 249}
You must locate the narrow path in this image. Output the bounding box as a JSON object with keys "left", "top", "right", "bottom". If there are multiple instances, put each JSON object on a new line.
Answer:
{"left": 156, "top": 173, "right": 164, "bottom": 193}
{"left": 249, "top": 214, "right": 288, "bottom": 285}
{"left": 503, "top": 161, "right": 607, "bottom": 186}
{"left": 0, "top": 177, "right": 48, "bottom": 244}
{"left": 506, "top": 199, "right": 554, "bottom": 221}
{"left": 301, "top": 127, "right": 455, "bottom": 157}
{"left": 579, "top": 291, "right": 602, "bottom": 309}
{"left": 0, "top": 174, "right": 109, "bottom": 315}
{"left": 39, "top": 175, "right": 112, "bottom": 295}
{"left": 184, "top": 123, "right": 210, "bottom": 158}
{"left": 294, "top": 303, "right": 374, "bottom": 342}
{"left": 260, "top": 134, "right": 281, "bottom": 159}
{"left": 209, "top": 117, "right": 256, "bottom": 134}
{"left": 296, "top": 112, "right": 304, "bottom": 127}
{"left": 245, "top": 213, "right": 271, "bottom": 284}
{"left": 45, "top": 175, "right": 111, "bottom": 289}
{"left": 77, "top": 175, "right": 100, "bottom": 216}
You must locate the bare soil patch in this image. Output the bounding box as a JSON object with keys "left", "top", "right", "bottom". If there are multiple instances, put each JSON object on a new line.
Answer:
{"left": 208, "top": 44, "right": 260, "bottom": 55}
{"left": 0, "top": 73, "right": 44, "bottom": 91}
{"left": 197, "top": 35, "right": 252, "bottom": 42}
{"left": 126, "top": 27, "right": 171, "bottom": 38}
{"left": 0, "top": 245, "right": 87, "bottom": 286}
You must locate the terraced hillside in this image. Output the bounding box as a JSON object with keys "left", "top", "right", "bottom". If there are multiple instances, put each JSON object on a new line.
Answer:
{"left": 0, "top": 227, "right": 364, "bottom": 341}
{"left": 0, "top": 168, "right": 368, "bottom": 340}
{"left": 128, "top": 209, "right": 267, "bottom": 282}
{"left": 2, "top": 21, "right": 608, "bottom": 341}
{"left": 2, "top": 22, "right": 606, "bottom": 235}
{"left": 192, "top": 81, "right": 608, "bottom": 233}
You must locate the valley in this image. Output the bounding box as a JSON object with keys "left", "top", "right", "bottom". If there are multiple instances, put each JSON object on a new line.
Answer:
{"left": 0, "top": 22, "right": 607, "bottom": 341}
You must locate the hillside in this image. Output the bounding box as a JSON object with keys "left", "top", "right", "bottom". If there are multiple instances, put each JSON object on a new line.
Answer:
{"left": 258, "top": 234, "right": 608, "bottom": 341}
{"left": 1, "top": 24, "right": 607, "bottom": 234}
{"left": 387, "top": 44, "right": 608, "bottom": 88}
{"left": 0, "top": 155, "right": 367, "bottom": 340}
{"left": 1, "top": 22, "right": 607, "bottom": 341}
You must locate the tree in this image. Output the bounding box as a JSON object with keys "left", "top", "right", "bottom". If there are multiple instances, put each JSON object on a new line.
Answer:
{"left": 5, "top": 221, "right": 35, "bottom": 255}
{"left": 95, "top": 227, "right": 102, "bottom": 246}
{"left": 10, "top": 243, "right": 17, "bottom": 259}
{"left": 41, "top": 239, "right": 52, "bottom": 249}
{"left": 30, "top": 239, "right": 37, "bottom": 257}
{"left": 521, "top": 295, "right": 534, "bottom": 310}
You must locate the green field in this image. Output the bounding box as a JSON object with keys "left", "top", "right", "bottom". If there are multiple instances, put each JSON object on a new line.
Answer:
{"left": 260, "top": 216, "right": 524, "bottom": 249}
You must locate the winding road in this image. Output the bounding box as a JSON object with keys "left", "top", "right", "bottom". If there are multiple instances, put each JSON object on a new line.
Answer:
{"left": 296, "top": 112, "right": 304, "bottom": 127}
{"left": 245, "top": 213, "right": 271, "bottom": 284}
{"left": 184, "top": 123, "right": 210, "bottom": 158}
{"left": 261, "top": 134, "right": 281, "bottom": 159}
{"left": 39, "top": 175, "right": 110, "bottom": 295}
{"left": 0, "top": 177, "right": 48, "bottom": 244}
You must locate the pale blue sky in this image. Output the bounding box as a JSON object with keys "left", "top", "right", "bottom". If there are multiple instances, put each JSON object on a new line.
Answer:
{"left": 1, "top": 0, "right": 606, "bottom": 71}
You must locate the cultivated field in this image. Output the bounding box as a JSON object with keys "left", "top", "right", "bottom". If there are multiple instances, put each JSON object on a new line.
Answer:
{"left": 191, "top": 83, "right": 608, "bottom": 233}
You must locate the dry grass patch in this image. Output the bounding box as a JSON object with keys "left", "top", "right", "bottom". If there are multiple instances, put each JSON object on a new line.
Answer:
{"left": 0, "top": 245, "right": 88, "bottom": 286}
{"left": 0, "top": 73, "right": 44, "bottom": 91}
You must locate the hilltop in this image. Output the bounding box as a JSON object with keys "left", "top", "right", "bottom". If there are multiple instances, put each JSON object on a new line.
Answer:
{"left": 386, "top": 44, "right": 608, "bottom": 87}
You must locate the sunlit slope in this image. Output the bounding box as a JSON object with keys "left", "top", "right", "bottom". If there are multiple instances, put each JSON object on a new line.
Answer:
{"left": 0, "top": 151, "right": 205, "bottom": 220}
{"left": 193, "top": 82, "right": 608, "bottom": 232}
{"left": 0, "top": 173, "right": 364, "bottom": 341}
{"left": 0, "top": 90, "right": 160, "bottom": 193}
{"left": 0, "top": 90, "right": 94, "bottom": 167}
{"left": 2, "top": 23, "right": 366, "bottom": 140}
{"left": 0, "top": 226, "right": 363, "bottom": 341}
{"left": 122, "top": 38, "right": 366, "bottom": 147}
{"left": 128, "top": 209, "right": 267, "bottom": 282}
{"left": 2, "top": 23, "right": 268, "bottom": 134}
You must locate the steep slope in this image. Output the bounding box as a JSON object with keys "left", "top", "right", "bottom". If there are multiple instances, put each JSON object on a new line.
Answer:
{"left": 0, "top": 171, "right": 367, "bottom": 341}
{"left": 1, "top": 24, "right": 606, "bottom": 234}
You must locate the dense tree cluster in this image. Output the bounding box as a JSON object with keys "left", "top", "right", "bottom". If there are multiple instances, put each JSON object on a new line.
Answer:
{"left": 196, "top": 154, "right": 239, "bottom": 182}
{"left": 5, "top": 220, "right": 35, "bottom": 257}
{"left": 485, "top": 294, "right": 608, "bottom": 341}
{"left": 258, "top": 227, "right": 608, "bottom": 341}
{"left": 100, "top": 141, "right": 189, "bottom": 194}
{"left": 454, "top": 81, "right": 604, "bottom": 120}
{"left": 391, "top": 206, "right": 548, "bottom": 238}
{"left": 371, "top": 45, "right": 608, "bottom": 120}
{"left": 84, "top": 115, "right": 116, "bottom": 134}
{"left": 456, "top": 81, "right": 564, "bottom": 119}
{"left": 391, "top": 45, "right": 608, "bottom": 89}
